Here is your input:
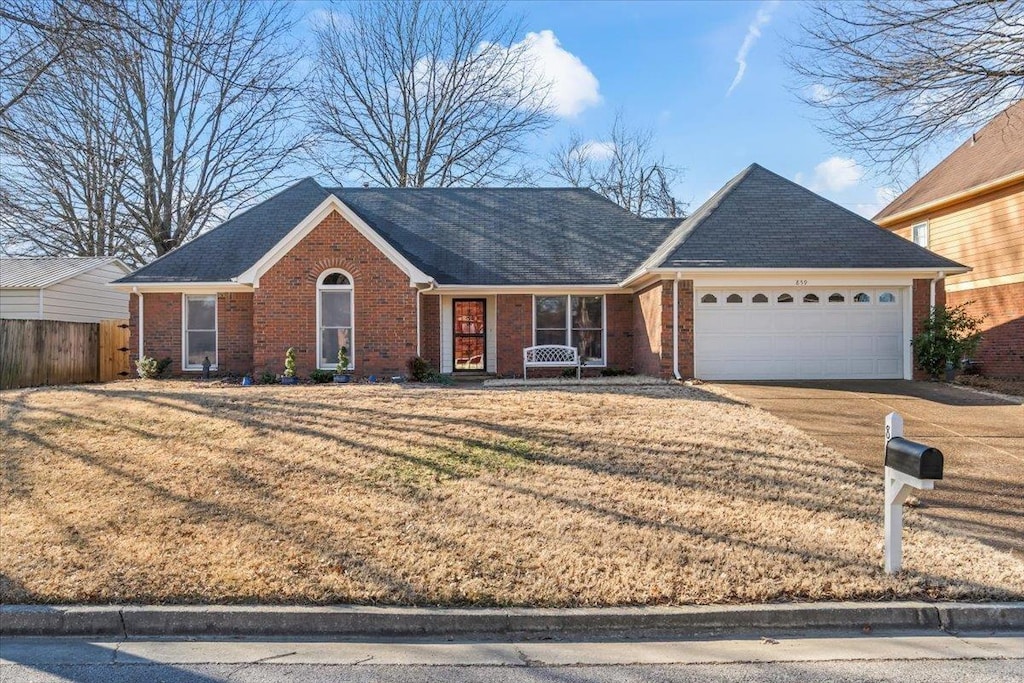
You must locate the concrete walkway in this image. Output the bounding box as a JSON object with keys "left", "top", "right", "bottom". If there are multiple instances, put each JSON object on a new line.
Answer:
{"left": 717, "top": 380, "right": 1023, "bottom": 557}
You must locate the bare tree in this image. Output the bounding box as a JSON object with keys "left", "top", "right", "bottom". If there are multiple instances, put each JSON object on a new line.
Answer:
{"left": 789, "top": 1, "right": 1024, "bottom": 178}
{"left": 2, "top": 0, "right": 306, "bottom": 263}
{"left": 549, "top": 113, "right": 685, "bottom": 218}
{"left": 308, "top": 0, "right": 553, "bottom": 187}
{"left": 0, "top": 51, "right": 136, "bottom": 262}
{"left": 105, "top": 0, "right": 305, "bottom": 258}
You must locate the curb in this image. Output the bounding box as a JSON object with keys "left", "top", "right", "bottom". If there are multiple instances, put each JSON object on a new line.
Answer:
{"left": 2, "top": 602, "right": 1022, "bottom": 638}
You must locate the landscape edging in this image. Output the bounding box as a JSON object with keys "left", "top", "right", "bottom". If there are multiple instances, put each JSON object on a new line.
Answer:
{"left": 2, "top": 601, "right": 1022, "bottom": 637}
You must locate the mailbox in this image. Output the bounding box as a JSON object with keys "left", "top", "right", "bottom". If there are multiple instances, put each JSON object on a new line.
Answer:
{"left": 885, "top": 437, "right": 943, "bottom": 480}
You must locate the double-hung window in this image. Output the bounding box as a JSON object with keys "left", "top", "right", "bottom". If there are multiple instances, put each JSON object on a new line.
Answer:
{"left": 183, "top": 294, "right": 217, "bottom": 370}
{"left": 911, "top": 221, "right": 929, "bottom": 248}
{"left": 533, "top": 295, "right": 605, "bottom": 364}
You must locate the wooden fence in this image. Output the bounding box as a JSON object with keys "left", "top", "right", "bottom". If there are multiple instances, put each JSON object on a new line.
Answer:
{"left": 0, "top": 318, "right": 131, "bottom": 390}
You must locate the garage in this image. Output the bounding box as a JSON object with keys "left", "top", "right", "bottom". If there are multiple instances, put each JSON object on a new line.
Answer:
{"left": 694, "top": 286, "right": 907, "bottom": 380}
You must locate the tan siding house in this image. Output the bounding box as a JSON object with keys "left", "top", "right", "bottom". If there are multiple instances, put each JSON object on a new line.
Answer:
{"left": 0, "top": 257, "right": 131, "bottom": 323}
{"left": 875, "top": 101, "right": 1024, "bottom": 378}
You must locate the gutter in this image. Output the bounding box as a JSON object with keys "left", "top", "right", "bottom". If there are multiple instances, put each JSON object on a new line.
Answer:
{"left": 875, "top": 170, "right": 1024, "bottom": 227}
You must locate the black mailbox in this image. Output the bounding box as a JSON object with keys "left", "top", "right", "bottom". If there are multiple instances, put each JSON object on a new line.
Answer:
{"left": 885, "top": 437, "right": 943, "bottom": 480}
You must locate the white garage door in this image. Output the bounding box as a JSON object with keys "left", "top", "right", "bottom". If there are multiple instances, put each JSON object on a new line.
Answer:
{"left": 694, "top": 287, "right": 906, "bottom": 380}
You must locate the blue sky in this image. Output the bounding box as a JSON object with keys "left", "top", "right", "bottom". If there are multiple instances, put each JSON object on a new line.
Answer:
{"left": 295, "top": 1, "right": 957, "bottom": 218}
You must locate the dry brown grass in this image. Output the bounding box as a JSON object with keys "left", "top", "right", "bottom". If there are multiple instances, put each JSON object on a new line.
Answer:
{"left": 2, "top": 380, "right": 1022, "bottom": 606}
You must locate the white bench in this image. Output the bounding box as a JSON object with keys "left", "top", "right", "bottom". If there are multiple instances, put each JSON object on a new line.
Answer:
{"left": 523, "top": 345, "right": 580, "bottom": 379}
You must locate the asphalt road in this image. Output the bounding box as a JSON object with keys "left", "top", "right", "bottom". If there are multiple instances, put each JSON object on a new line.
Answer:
{"left": 2, "top": 631, "right": 1021, "bottom": 682}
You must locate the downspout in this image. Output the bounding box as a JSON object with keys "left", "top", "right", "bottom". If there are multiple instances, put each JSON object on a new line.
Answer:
{"left": 672, "top": 273, "right": 682, "bottom": 380}
{"left": 415, "top": 280, "right": 438, "bottom": 358}
{"left": 134, "top": 287, "right": 144, "bottom": 361}
{"left": 930, "top": 271, "right": 945, "bottom": 311}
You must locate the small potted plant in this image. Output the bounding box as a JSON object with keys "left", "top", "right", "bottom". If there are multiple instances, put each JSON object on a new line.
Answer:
{"left": 333, "top": 346, "right": 352, "bottom": 383}
{"left": 280, "top": 347, "right": 298, "bottom": 385}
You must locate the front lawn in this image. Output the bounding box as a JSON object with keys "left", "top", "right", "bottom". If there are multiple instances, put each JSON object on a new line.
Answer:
{"left": 1, "top": 381, "right": 1021, "bottom": 605}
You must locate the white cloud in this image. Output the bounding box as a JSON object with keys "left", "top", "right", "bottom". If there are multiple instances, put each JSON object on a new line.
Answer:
{"left": 807, "top": 83, "right": 833, "bottom": 103}
{"left": 802, "top": 156, "right": 865, "bottom": 193}
{"left": 579, "top": 140, "right": 615, "bottom": 161}
{"left": 726, "top": 1, "right": 780, "bottom": 96}
{"left": 515, "top": 30, "right": 601, "bottom": 117}
{"left": 852, "top": 186, "right": 899, "bottom": 218}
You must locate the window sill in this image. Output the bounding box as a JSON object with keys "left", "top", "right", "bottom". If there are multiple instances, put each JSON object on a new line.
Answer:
{"left": 183, "top": 366, "right": 219, "bottom": 372}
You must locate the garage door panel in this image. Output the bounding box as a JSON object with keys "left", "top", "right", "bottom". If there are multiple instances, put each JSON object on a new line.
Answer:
{"left": 695, "top": 287, "right": 905, "bottom": 380}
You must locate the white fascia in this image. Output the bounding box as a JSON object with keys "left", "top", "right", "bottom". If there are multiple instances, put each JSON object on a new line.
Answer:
{"left": 235, "top": 194, "right": 434, "bottom": 289}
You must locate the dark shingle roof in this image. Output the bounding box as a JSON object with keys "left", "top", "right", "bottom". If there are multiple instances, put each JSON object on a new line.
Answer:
{"left": 329, "top": 187, "right": 677, "bottom": 285}
{"left": 117, "top": 182, "right": 679, "bottom": 286}
{"left": 118, "top": 178, "right": 331, "bottom": 283}
{"left": 655, "top": 164, "right": 966, "bottom": 270}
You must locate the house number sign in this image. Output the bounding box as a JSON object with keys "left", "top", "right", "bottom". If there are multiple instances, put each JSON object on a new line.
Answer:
{"left": 795, "top": 279, "right": 808, "bottom": 286}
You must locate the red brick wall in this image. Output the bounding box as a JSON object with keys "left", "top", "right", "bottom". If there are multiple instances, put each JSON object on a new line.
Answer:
{"left": 949, "top": 281, "right": 1023, "bottom": 378}
{"left": 912, "top": 278, "right": 947, "bottom": 380}
{"left": 217, "top": 292, "right": 254, "bottom": 375}
{"left": 632, "top": 282, "right": 663, "bottom": 377}
{"left": 129, "top": 291, "right": 254, "bottom": 375}
{"left": 419, "top": 294, "right": 441, "bottom": 371}
{"left": 252, "top": 210, "right": 417, "bottom": 377}
{"left": 605, "top": 293, "right": 634, "bottom": 372}
{"left": 676, "top": 280, "right": 695, "bottom": 379}
{"left": 132, "top": 292, "right": 181, "bottom": 371}
{"left": 495, "top": 294, "right": 534, "bottom": 377}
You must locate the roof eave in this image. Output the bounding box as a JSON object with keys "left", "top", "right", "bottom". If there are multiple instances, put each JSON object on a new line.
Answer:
{"left": 875, "top": 169, "right": 1024, "bottom": 226}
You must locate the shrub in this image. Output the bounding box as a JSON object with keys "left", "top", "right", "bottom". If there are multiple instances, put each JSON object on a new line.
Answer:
{"left": 136, "top": 356, "right": 159, "bottom": 379}
{"left": 284, "top": 347, "right": 297, "bottom": 378}
{"left": 155, "top": 357, "right": 173, "bottom": 377}
{"left": 560, "top": 367, "right": 578, "bottom": 379}
{"left": 600, "top": 367, "right": 633, "bottom": 377}
{"left": 407, "top": 356, "right": 434, "bottom": 382}
{"left": 309, "top": 369, "right": 334, "bottom": 383}
{"left": 911, "top": 302, "right": 984, "bottom": 379}
{"left": 258, "top": 371, "right": 277, "bottom": 385}
{"left": 336, "top": 346, "right": 350, "bottom": 375}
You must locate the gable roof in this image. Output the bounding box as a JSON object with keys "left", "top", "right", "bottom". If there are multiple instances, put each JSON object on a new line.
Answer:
{"left": 117, "top": 182, "right": 680, "bottom": 286}
{"left": 648, "top": 164, "right": 965, "bottom": 271}
{"left": 0, "top": 256, "right": 129, "bottom": 289}
{"left": 874, "top": 100, "right": 1024, "bottom": 222}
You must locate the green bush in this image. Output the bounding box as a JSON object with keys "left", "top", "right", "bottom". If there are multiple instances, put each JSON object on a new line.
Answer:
{"left": 309, "top": 369, "right": 334, "bottom": 383}
{"left": 284, "top": 347, "right": 297, "bottom": 378}
{"left": 600, "top": 367, "right": 632, "bottom": 377}
{"left": 258, "top": 371, "right": 277, "bottom": 385}
{"left": 911, "top": 302, "right": 984, "bottom": 379}
{"left": 155, "top": 357, "right": 172, "bottom": 377}
{"left": 336, "top": 346, "right": 350, "bottom": 375}
{"left": 136, "top": 356, "right": 159, "bottom": 379}
{"left": 407, "top": 356, "right": 434, "bottom": 382}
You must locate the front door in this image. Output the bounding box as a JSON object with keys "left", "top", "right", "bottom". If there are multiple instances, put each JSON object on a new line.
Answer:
{"left": 453, "top": 299, "right": 486, "bottom": 372}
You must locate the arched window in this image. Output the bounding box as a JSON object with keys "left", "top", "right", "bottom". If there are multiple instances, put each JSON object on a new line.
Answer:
{"left": 752, "top": 293, "right": 768, "bottom": 303}
{"left": 878, "top": 291, "right": 896, "bottom": 303}
{"left": 853, "top": 292, "right": 871, "bottom": 303}
{"left": 803, "top": 293, "right": 819, "bottom": 303}
{"left": 726, "top": 293, "right": 743, "bottom": 303}
{"left": 828, "top": 293, "right": 845, "bottom": 303}
{"left": 777, "top": 293, "right": 794, "bottom": 303}
{"left": 317, "top": 269, "right": 353, "bottom": 370}
{"left": 700, "top": 293, "right": 717, "bottom": 304}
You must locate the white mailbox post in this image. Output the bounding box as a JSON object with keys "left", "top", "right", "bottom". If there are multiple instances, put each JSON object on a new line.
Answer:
{"left": 883, "top": 412, "right": 944, "bottom": 574}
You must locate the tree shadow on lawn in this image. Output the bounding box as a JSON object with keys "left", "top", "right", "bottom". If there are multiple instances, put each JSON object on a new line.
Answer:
{"left": 5, "top": 385, "right": 1020, "bottom": 605}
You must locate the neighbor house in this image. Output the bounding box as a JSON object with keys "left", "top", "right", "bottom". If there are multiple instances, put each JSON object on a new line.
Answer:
{"left": 1, "top": 256, "right": 131, "bottom": 323}
{"left": 875, "top": 101, "right": 1023, "bottom": 378}
{"left": 112, "top": 164, "right": 964, "bottom": 381}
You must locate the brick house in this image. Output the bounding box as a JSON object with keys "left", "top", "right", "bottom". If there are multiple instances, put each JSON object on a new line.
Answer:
{"left": 875, "top": 101, "right": 1023, "bottom": 378}
{"left": 114, "top": 164, "right": 963, "bottom": 381}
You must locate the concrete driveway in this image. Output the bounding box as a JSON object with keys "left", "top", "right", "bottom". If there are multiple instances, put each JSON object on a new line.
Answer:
{"left": 718, "top": 381, "right": 1023, "bottom": 557}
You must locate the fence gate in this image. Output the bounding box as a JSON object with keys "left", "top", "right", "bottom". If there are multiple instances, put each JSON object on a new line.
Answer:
{"left": 99, "top": 319, "right": 131, "bottom": 381}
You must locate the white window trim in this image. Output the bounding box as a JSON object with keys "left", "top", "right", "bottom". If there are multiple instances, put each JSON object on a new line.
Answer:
{"left": 531, "top": 294, "right": 607, "bottom": 366}
{"left": 911, "top": 221, "right": 929, "bottom": 248}
{"left": 316, "top": 269, "right": 355, "bottom": 371}
{"left": 181, "top": 293, "right": 218, "bottom": 371}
